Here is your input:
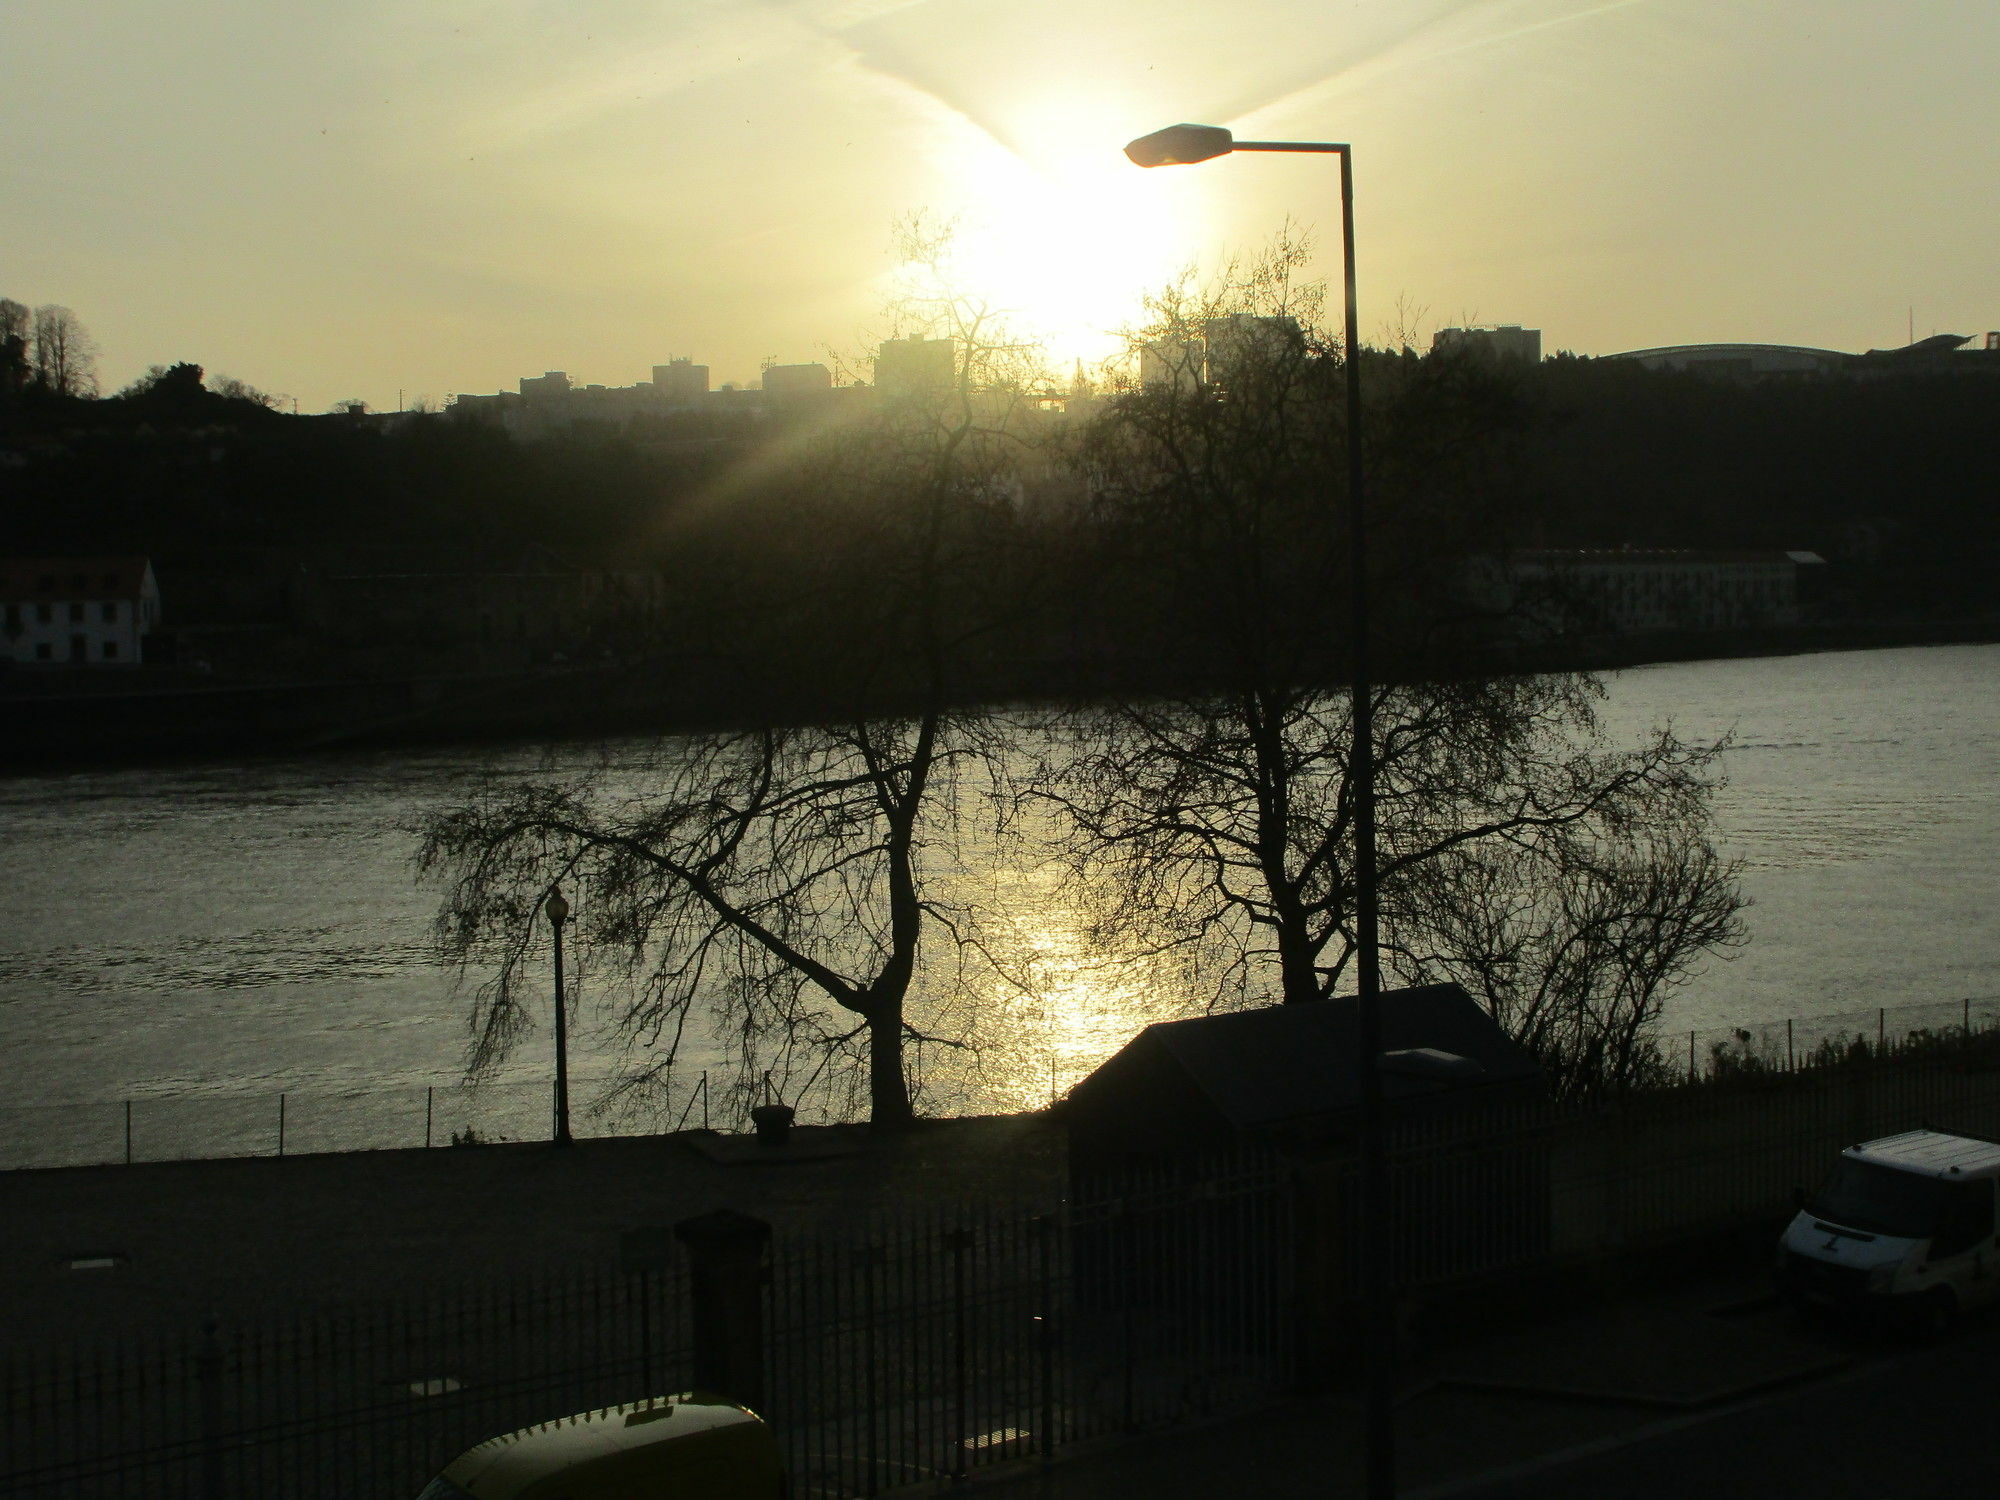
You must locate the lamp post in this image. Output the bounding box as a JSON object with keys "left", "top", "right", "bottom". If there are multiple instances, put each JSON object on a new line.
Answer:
{"left": 544, "top": 886, "right": 573, "bottom": 1147}
{"left": 1125, "top": 122, "right": 1393, "bottom": 1499}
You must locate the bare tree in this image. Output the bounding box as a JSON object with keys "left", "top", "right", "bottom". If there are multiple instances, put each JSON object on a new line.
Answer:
{"left": 29, "top": 304, "right": 97, "bottom": 397}
{"left": 0, "top": 299, "right": 29, "bottom": 395}
{"left": 1049, "top": 241, "right": 1744, "bottom": 1093}
{"left": 416, "top": 219, "right": 1052, "bottom": 1130}
{"left": 419, "top": 721, "right": 1004, "bottom": 1129}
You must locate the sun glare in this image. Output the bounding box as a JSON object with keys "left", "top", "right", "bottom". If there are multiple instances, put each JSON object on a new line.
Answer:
{"left": 912, "top": 101, "right": 1214, "bottom": 374}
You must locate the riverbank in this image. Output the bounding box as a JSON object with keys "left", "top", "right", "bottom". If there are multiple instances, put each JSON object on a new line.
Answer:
{"left": 4, "top": 616, "right": 1996, "bottom": 768}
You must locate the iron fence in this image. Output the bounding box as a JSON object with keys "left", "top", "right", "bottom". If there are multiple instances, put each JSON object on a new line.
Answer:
{"left": 12, "top": 1042, "right": 2000, "bottom": 1500}
{"left": 2, "top": 1261, "right": 693, "bottom": 1500}
{"left": 6, "top": 996, "right": 1997, "bottom": 1174}
{"left": 3, "top": 1156, "right": 1292, "bottom": 1500}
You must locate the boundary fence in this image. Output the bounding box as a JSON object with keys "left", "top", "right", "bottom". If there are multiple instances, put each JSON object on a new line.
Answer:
{"left": 8, "top": 994, "right": 1997, "bottom": 1174}
{"left": 11, "top": 1038, "right": 2000, "bottom": 1499}
{"left": 3, "top": 1160, "right": 1293, "bottom": 1500}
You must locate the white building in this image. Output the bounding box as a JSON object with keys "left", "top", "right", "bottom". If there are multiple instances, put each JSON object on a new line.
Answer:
{"left": 1, "top": 557, "right": 161, "bottom": 666}
{"left": 1499, "top": 549, "right": 1822, "bottom": 634}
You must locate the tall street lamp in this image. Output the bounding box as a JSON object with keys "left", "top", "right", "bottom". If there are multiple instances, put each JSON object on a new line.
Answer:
{"left": 1125, "top": 121, "right": 1394, "bottom": 1499}
{"left": 545, "top": 886, "right": 573, "bottom": 1147}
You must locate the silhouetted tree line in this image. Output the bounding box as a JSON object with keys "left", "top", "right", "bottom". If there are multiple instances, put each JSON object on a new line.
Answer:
{"left": 6, "top": 304, "right": 1993, "bottom": 668}
{"left": 1524, "top": 353, "right": 2000, "bottom": 615}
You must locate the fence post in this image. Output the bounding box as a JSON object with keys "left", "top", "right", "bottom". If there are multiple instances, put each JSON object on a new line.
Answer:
{"left": 1879, "top": 1008, "right": 1886, "bottom": 1055}
{"left": 674, "top": 1209, "right": 772, "bottom": 1411}
{"left": 1787, "top": 1018, "right": 1795, "bottom": 1072}
{"left": 197, "top": 1320, "right": 225, "bottom": 1500}
{"left": 1688, "top": 1030, "right": 1696, "bottom": 1084}
{"left": 425, "top": 1086, "right": 434, "bottom": 1149}
{"left": 1033, "top": 1213, "right": 1057, "bottom": 1468}
{"left": 701, "top": 1071, "right": 709, "bottom": 1133}
{"left": 1966, "top": 997, "right": 1973, "bottom": 1040}
{"left": 124, "top": 1100, "right": 133, "bottom": 1165}
{"left": 276, "top": 1094, "right": 286, "bottom": 1159}
{"left": 946, "top": 1226, "right": 971, "bottom": 1480}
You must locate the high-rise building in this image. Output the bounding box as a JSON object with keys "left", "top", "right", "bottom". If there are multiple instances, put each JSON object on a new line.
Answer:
{"left": 1138, "top": 339, "right": 1203, "bottom": 391}
{"left": 874, "top": 336, "right": 955, "bottom": 400}
{"left": 1431, "top": 325, "right": 1542, "bottom": 363}
{"left": 761, "top": 362, "right": 833, "bottom": 399}
{"left": 652, "top": 359, "right": 709, "bottom": 405}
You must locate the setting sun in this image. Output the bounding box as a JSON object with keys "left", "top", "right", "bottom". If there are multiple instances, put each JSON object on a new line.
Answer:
{"left": 905, "top": 99, "right": 1222, "bottom": 372}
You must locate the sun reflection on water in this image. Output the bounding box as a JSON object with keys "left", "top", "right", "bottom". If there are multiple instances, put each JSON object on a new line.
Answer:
{"left": 923, "top": 861, "right": 1190, "bottom": 1117}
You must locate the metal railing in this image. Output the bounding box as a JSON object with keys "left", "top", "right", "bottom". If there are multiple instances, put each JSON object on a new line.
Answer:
{"left": 12, "top": 1037, "right": 2000, "bottom": 1500}
{"left": 3, "top": 1158, "right": 1292, "bottom": 1500}
{"left": 6, "top": 995, "right": 1998, "bottom": 1176}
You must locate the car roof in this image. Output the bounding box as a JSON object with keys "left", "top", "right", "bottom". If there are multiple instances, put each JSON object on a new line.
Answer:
{"left": 1846, "top": 1130, "right": 2000, "bottom": 1178}
{"left": 445, "top": 1393, "right": 764, "bottom": 1497}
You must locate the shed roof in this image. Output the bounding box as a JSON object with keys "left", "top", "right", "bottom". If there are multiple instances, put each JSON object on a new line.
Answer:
{"left": 1082, "top": 983, "right": 1542, "bottom": 1130}
{"left": 0, "top": 557, "right": 155, "bottom": 601}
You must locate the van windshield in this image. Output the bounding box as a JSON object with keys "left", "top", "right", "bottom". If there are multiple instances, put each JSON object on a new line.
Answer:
{"left": 1807, "top": 1159, "right": 1949, "bottom": 1238}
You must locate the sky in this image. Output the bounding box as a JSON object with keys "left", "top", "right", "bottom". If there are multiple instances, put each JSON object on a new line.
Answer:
{"left": 3, "top": 0, "right": 1997, "bottom": 413}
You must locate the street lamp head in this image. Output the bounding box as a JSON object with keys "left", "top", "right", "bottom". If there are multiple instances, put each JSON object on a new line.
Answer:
{"left": 544, "top": 887, "right": 570, "bottom": 926}
{"left": 1124, "top": 123, "right": 1234, "bottom": 168}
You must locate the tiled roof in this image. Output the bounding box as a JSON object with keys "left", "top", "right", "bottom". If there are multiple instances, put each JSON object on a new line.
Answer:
{"left": 0, "top": 558, "right": 154, "bottom": 600}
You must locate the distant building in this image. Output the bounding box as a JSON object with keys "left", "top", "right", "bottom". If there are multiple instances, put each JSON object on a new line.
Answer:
{"left": 1601, "top": 344, "right": 1844, "bottom": 377}
{"left": 874, "top": 337, "right": 955, "bottom": 401}
{"left": 761, "top": 362, "right": 833, "bottom": 399}
{"left": 1137, "top": 338, "right": 1203, "bottom": 391}
{"left": 1201, "top": 314, "right": 1304, "bottom": 381}
{"left": 1494, "top": 548, "right": 1824, "bottom": 635}
{"left": 1432, "top": 325, "right": 1543, "bottom": 363}
{"left": 518, "top": 371, "right": 572, "bottom": 399}
{"left": 1, "top": 557, "right": 161, "bottom": 667}
{"left": 1848, "top": 333, "right": 2000, "bottom": 377}
{"left": 652, "top": 359, "right": 710, "bottom": 404}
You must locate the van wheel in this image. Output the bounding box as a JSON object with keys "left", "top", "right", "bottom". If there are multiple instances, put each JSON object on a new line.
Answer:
{"left": 1911, "top": 1288, "right": 1960, "bottom": 1339}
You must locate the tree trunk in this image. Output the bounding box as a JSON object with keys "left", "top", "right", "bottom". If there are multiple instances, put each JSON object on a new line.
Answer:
{"left": 868, "top": 1010, "right": 915, "bottom": 1132}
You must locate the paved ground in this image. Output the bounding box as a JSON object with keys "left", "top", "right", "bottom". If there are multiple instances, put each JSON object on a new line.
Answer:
{"left": 16, "top": 1123, "right": 1990, "bottom": 1498}
{"left": 0, "top": 1115, "right": 1063, "bottom": 1344}
{"left": 963, "top": 1276, "right": 1972, "bottom": 1500}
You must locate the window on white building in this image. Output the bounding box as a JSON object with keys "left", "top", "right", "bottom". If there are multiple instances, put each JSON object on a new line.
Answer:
{"left": 100, "top": 602, "right": 118, "bottom": 623}
{"left": 103, "top": 640, "right": 120, "bottom": 660}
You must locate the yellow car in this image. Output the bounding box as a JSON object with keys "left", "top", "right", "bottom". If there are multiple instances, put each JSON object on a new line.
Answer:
{"left": 416, "top": 1392, "right": 785, "bottom": 1500}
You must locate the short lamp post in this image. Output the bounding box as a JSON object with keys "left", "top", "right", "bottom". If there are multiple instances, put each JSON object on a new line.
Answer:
{"left": 1125, "top": 122, "right": 1394, "bottom": 1500}
{"left": 545, "top": 886, "right": 573, "bottom": 1147}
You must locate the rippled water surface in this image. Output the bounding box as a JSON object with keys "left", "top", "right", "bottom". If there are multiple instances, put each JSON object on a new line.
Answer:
{"left": 3, "top": 645, "right": 1996, "bottom": 1126}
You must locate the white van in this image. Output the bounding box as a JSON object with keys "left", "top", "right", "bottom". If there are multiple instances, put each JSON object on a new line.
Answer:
{"left": 1778, "top": 1129, "right": 2000, "bottom": 1332}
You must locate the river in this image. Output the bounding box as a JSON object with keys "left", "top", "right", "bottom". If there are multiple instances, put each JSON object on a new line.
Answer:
{"left": 2, "top": 644, "right": 1996, "bottom": 1157}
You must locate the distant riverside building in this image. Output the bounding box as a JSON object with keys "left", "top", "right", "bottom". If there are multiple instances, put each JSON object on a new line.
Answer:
{"left": 1432, "top": 325, "right": 1542, "bottom": 363}
{"left": 874, "top": 336, "right": 955, "bottom": 401}
{"left": 1602, "top": 334, "right": 2000, "bottom": 380}
{"left": 1491, "top": 548, "right": 1825, "bottom": 635}
{"left": 1, "top": 557, "right": 161, "bottom": 666}
{"left": 1602, "top": 344, "right": 1844, "bottom": 377}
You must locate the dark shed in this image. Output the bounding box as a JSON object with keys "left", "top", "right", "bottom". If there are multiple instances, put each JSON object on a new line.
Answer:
{"left": 1062, "top": 982, "right": 1546, "bottom": 1177}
